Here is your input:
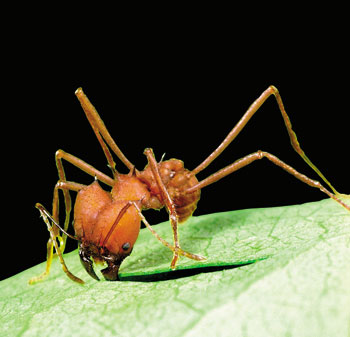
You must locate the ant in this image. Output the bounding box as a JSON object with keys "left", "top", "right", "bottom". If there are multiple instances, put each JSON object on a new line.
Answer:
{"left": 30, "top": 86, "right": 350, "bottom": 284}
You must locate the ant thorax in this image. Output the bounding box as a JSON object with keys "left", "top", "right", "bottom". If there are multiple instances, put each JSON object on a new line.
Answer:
{"left": 137, "top": 159, "right": 201, "bottom": 222}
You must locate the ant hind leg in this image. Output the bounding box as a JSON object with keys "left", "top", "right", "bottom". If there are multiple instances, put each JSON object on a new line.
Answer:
{"left": 188, "top": 151, "right": 350, "bottom": 212}
{"left": 192, "top": 85, "right": 341, "bottom": 196}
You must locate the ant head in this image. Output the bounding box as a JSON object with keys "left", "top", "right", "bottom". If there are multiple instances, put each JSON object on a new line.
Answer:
{"left": 79, "top": 241, "right": 132, "bottom": 281}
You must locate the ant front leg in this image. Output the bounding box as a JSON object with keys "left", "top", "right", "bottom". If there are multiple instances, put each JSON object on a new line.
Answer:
{"left": 31, "top": 146, "right": 114, "bottom": 284}
{"left": 29, "top": 181, "right": 86, "bottom": 284}
{"left": 34, "top": 203, "right": 84, "bottom": 284}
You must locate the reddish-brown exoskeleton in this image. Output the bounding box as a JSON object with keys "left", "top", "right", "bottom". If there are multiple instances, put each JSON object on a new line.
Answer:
{"left": 30, "top": 86, "right": 350, "bottom": 284}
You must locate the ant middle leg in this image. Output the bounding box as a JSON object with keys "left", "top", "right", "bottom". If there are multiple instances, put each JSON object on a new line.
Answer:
{"left": 75, "top": 87, "right": 135, "bottom": 173}
{"left": 143, "top": 148, "right": 205, "bottom": 268}
{"left": 143, "top": 148, "right": 182, "bottom": 268}
{"left": 188, "top": 151, "right": 350, "bottom": 212}
{"left": 192, "top": 85, "right": 340, "bottom": 196}
{"left": 130, "top": 201, "right": 206, "bottom": 264}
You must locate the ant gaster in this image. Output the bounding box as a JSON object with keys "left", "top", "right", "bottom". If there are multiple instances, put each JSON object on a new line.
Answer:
{"left": 30, "top": 86, "right": 350, "bottom": 284}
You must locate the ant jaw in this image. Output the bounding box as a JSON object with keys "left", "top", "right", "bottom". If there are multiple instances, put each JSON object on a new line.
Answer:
{"left": 79, "top": 242, "right": 130, "bottom": 281}
{"left": 100, "top": 251, "right": 131, "bottom": 281}
{"left": 79, "top": 244, "right": 100, "bottom": 281}
{"left": 101, "top": 264, "right": 120, "bottom": 281}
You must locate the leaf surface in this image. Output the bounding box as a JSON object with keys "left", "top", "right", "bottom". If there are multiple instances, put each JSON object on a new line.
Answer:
{"left": 1, "top": 198, "right": 350, "bottom": 337}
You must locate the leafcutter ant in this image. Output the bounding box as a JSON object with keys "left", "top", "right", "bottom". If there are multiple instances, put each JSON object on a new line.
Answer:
{"left": 30, "top": 86, "right": 350, "bottom": 284}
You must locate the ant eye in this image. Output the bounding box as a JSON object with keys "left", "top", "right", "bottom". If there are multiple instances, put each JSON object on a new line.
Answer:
{"left": 122, "top": 242, "right": 130, "bottom": 251}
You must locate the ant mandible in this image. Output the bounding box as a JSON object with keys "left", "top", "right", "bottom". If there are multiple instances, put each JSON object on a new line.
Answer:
{"left": 30, "top": 86, "right": 350, "bottom": 284}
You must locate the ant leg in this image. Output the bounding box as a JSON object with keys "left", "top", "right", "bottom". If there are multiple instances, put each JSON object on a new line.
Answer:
{"left": 54, "top": 150, "right": 114, "bottom": 251}
{"left": 144, "top": 148, "right": 183, "bottom": 269}
{"left": 130, "top": 201, "right": 206, "bottom": 262}
{"left": 192, "top": 85, "right": 340, "bottom": 195}
{"left": 31, "top": 203, "right": 84, "bottom": 284}
{"left": 31, "top": 149, "right": 111, "bottom": 284}
{"left": 28, "top": 234, "right": 55, "bottom": 284}
{"left": 55, "top": 150, "right": 114, "bottom": 187}
{"left": 29, "top": 181, "right": 86, "bottom": 284}
{"left": 75, "top": 87, "right": 135, "bottom": 173}
{"left": 98, "top": 201, "right": 204, "bottom": 279}
{"left": 188, "top": 151, "right": 350, "bottom": 212}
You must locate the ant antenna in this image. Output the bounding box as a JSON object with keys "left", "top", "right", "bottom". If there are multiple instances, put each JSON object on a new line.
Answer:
{"left": 35, "top": 203, "right": 79, "bottom": 241}
{"left": 101, "top": 202, "right": 133, "bottom": 247}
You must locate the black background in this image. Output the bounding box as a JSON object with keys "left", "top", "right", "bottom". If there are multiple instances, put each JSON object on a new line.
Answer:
{"left": 2, "top": 23, "right": 349, "bottom": 280}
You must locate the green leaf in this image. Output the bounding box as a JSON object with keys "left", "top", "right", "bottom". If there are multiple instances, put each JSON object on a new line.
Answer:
{"left": 1, "top": 198, "right": 350, "bottom": 337}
